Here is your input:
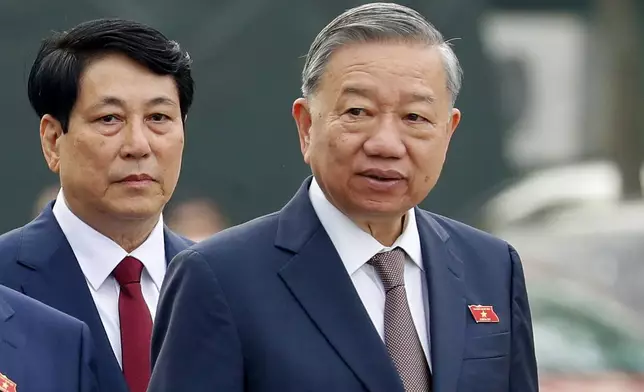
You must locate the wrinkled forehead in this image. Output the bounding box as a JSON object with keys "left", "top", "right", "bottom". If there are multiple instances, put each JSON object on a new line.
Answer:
{"left": 317, "top": 42, "right": 450, "bottom": 105}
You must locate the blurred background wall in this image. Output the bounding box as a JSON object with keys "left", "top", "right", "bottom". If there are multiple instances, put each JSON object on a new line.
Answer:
{"left": 2, "top": 0, "right": 644, "bottom": 390}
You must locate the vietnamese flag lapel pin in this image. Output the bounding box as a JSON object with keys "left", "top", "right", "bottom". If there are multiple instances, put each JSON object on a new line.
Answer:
{"left": 468, "top": 304, "right": 500, "bottom": 323}
{"left": 0, "top": 372, "right": 16, "bottom": 392}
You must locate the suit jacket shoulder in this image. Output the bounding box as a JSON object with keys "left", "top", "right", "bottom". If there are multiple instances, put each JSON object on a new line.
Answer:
{"left": 0, "top": 226, "right": 24, "bottom": 264}
{"left": 0, "top": 224, "right": 34, "bottom": 289}
{"left": 423, "top": 209, "right": 509, "bottom": 248}
{"left": 0, "top": 285, "right": 99, "bottom": 392}
{"left": 421, "top": 209, "right": 514, "bottom": 266}
{"left": 188, "top": 212, "right": 281, "bottom": 266}
{"left": 0, "top": 284, "right": 85, "bottom": 333}
{"left": 163, "top": 226, "right": 196, "bottom": 259}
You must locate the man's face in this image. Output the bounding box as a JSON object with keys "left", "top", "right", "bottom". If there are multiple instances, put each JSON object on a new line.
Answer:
{"left": 41, "top": 53, "right": 185, "bottom": 222}
{"left": 293, "top": 42, "right": 461, "bottom": 221}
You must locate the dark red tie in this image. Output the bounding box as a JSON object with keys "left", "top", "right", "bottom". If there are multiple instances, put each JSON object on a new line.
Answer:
{"left": 113, "top": 256, "right": 152, "bottom": 392}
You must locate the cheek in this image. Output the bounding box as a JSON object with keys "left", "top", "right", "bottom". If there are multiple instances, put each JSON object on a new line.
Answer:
{"left": 157, "top": 136, "right": 184, "bottom": 188}
{"left": 327, "top": 134, "right": 344, "bottom": 159}
{"left": 409, "top": 139, "right": 449, "bottom": 181}
{"left": 326, "top": 131, "right": 362, "bottom": 164}
{"left": 164, "top": 135, "right": 184, "bottom": 165}
{"left": 61, "top": 138, "right": 110, "bottom": 185}
{"left": 309, "top": 121, "right": 365, "bottom": 176}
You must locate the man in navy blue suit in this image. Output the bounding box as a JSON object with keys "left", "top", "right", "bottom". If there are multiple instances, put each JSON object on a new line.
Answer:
{"left": 0, "top": 19, "right": 194, "bottom": 392}
{"left": 0, "top": 284, "right": 98, "bottom": 392}
{"left": 150, "top": 3, "right": 538, "bottom": 392}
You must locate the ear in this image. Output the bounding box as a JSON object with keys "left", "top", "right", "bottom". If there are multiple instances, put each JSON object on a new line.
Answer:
{"left": 292, "top": 97, "right": 314, "bottom": 164}
{"left": 40, "top": 114, "right": 64, "bottom": 174}
{"left": 446, "top": 107, "right": 461, "bottom": 141}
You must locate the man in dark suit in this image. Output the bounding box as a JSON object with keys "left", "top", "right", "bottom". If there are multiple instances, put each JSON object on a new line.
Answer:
{"left": 0, "top": 284, "right": 98, "bottom": 392}
{"left": 150, "top": 3, "right": 538, "bottom": 392}
{"left": 0, "top": 19, "right": 194, "bottom": 392}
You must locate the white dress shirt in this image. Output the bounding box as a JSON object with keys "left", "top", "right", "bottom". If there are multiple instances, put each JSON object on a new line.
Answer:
{"left": 52, "top": 189, "right": 167, "bottom": 368}
{"left": 308, "top": 178, "right": 431, "bottom": 366}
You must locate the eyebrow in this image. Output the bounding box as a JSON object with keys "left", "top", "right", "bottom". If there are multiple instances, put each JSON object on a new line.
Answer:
{"left": 90, "top": 96, "right": 178, "bottom": 110}
{"left": 145, "top": 96, "right": 178, "bottom": 107}
{"left": 405, "top": 91, "right": 435, "bottom": 105}
{"left": 339, "top": 86, "right": 375, "bottom": 99}
{"left": 339, "top": 86, "right": 436, "bottom": 104}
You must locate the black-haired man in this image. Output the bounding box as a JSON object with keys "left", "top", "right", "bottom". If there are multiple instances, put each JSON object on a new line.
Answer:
{"left": 0, "top": 19, "right": 195, "bottom": 392}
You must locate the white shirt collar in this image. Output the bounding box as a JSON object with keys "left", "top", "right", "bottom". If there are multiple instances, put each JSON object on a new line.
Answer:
{"left": 52, "top": 189, "right": 167, "bottom": 291}
{"left": 308, "top": 177, "right": 423, "bottom": 275}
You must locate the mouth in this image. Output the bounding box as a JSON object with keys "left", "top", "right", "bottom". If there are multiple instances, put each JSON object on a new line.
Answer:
{"left": 359, "top": 169, "right": 405, "bottom": 182}
{"left": 117, "top": 174, "right": 155, "bottom": 183}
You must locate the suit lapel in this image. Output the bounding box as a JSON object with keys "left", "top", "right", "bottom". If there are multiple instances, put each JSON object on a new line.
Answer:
{"left": 276, "top": 178, "right": 404, "bottom": 392}
{"left": 0, "top": 294, "right": 23, "bottom": 388}
{"left": 416, "top": 210, "right": 466, "bottom": 392}
{"left": 163, "top": 228, "right": 193, "bottom": 265}
{"left": 15, "top": 205, "right": 128, "bottom": 392}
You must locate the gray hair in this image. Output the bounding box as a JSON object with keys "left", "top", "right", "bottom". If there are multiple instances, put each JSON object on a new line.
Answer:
{"left": 301, "top": 2, "right": 462, "bottom": 105}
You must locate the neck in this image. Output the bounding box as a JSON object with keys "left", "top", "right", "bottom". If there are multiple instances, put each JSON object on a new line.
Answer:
{"left": 64, "top": 201, "right": 160, "bottom": 253}
{"left": 98, "top": 218, "right": 159, "bottom": 253}
{"left": 357, "top": 213, "right": 406, "bottom": 247}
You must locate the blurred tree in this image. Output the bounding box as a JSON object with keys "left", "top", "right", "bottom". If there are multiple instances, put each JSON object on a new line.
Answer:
{"left": 597, "top": 0, "right": 644, "bottom": 199}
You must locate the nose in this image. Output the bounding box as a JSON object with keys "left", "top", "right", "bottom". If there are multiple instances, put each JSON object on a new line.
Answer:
{"left": 120, "top": 119, "right": 152, "bottom": 159}
{"left": 362, "top": 115, "right": 406, "bottom": 159}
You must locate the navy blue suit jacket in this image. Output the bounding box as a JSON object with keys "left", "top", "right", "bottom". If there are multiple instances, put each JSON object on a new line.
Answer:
{"left": 150, "top": 178, "right": 538, "bottom": 392}
{"left": 0, "top": 284, "right": 98, "bottom": 392}
{"left": 0, "top": 202, "right": 193, "bottom": 392}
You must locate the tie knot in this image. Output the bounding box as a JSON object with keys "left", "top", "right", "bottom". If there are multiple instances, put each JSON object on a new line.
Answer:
{"left": 368, "top": 248, "right": 406, "bottom": 291}
{"left": 113, "top": 256, "right": 144, "bottom": 286}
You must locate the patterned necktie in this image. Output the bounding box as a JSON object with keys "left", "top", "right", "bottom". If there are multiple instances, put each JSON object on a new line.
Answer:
{"left": 113, "top": 256, "right": 152, "bottom": 392}
{"left": 369, "top": 248, "right": 432, "bottom": 391}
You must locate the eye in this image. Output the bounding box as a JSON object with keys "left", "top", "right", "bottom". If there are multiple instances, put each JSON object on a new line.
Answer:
{"left": 97, "top": 114, "right": 120, "bottom": 124}
{"left": 149, "top": 113, "right": 170, "bottom": 122}
{"left": 346, "top": 108, "right": 366, "bottom": 116}
{"left": 404, "top": 113, "right": 428, "bottom": 123}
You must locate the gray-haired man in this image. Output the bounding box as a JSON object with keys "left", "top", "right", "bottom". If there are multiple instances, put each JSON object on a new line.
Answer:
{"left": 149, "top": 3, "right": 538, "bottom": 391}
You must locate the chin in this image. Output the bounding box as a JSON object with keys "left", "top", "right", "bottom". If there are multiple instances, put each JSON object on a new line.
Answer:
{"left": 108, "top": 200, "right": 164, "bottom": 220}
{"left": 352, "top": 198, "right": 412, "bottom": 217}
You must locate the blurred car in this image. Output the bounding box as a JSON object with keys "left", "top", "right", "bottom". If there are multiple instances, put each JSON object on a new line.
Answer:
{"left": 479, "top": 161, "right": 644, "bottom": 390}
{"left": 529, "top": 278, "right": 644, "bottom": 391}
{"left": 478, "top": 160, "right": 644, "bottom": 231}
{"left": 540, "top": 376, "right": 644, "bottom": 392}
{"left": 498, "top": 201, "right": 644, "bottom": 316}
